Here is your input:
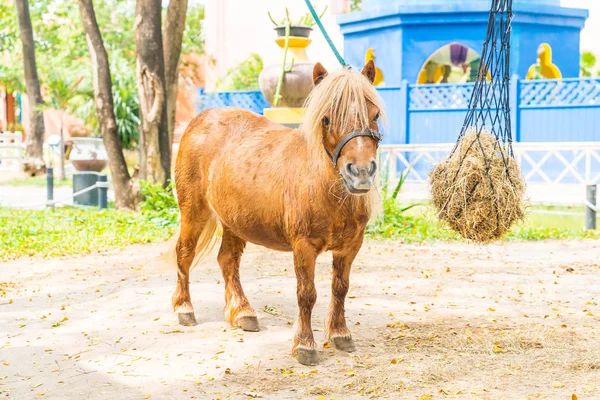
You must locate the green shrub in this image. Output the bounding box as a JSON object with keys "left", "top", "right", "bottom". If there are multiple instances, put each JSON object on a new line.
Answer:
{"left": 138, "top": 181, "right": 179, "bottom": 228}
{"left": 216, "top": 53, "right": 263, "bottom": 91}
{"left": 367, "top": 169, "right": 420, "bottom": 237}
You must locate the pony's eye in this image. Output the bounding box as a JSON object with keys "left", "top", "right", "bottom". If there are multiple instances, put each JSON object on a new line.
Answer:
{"left": 322, "top": 116, "right": 330, "bottom": 126}
{"left": 374, "top": 112, "right": 380, "bottom": 121}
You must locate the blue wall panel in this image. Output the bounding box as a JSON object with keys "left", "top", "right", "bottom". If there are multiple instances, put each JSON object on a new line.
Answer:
{"left": 377, "top": 86, "right": 407, "bottom": 144}
{"left": 409, "top": 111, "right": 466, "bottom": 144}
{"left": 520, "top": 108, "right": 600, "bottom": 142}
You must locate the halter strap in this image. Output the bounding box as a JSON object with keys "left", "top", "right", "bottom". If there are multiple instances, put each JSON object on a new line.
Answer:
{"left": 325, "top": 129, "right": 383, "bottom": 167}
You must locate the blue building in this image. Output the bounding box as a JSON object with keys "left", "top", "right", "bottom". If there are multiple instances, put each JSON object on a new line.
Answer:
{"left": 337, "top": 0, "right": 588, "bottom": 85}
{"left": 198, "top": 0, "right": 598, "bottom": 145}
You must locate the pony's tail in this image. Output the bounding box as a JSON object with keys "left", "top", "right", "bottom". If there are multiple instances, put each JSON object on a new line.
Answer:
{"left": 156, "top": 213, "right": 222, "bottom": 272}
{"left": 190, "top": 213, "right": 222, "bottom": 271}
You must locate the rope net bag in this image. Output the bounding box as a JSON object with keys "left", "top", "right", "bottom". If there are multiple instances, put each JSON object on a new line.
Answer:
{"left": 429, "top": 0, "right": 526, "bottom": 243}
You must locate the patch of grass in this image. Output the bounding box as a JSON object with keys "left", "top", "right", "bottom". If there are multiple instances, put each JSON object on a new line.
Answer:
{"left": 0, "top": 206, "right": 175, "bottom": 261}
{"left": 367, "top": 170, "right": 600, "bottom": 242}
{"left": 367, "top": 203, "right": 600, "bottom": 243}
{"left": 5, "top": 175, "right": 72, "bottom": 187}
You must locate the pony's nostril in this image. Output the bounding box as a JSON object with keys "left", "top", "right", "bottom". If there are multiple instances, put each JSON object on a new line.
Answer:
{"left": 347, "top": 163, "right": 359, "bottom": 177}
{"left": 369, "top": 161, "right": 377, "bottom": 177}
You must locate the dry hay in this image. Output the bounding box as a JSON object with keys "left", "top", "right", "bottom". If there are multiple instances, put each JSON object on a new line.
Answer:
{"left": 430, "top": 127, "right": 525, "bottom": 242}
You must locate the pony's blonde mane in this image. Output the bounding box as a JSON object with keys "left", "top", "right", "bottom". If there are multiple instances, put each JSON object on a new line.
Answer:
{"left": 302, "top": 67, "right": 387, "bottom": 152}
{"left": 301, "top": 66, "right": 386, "bottom": 221}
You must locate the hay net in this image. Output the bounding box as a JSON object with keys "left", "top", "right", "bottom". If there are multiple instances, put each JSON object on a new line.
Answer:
{"left": 430, "top": 0, "right": 525, "bottom": 242}
{"left": 454, "top": 0, "right": 514, "bottom": 163}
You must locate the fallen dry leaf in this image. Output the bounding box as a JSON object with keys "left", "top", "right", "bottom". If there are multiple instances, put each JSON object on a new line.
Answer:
{"left": 51, "top": 317, "right": 68, "bottom": 328}
{"left": 262, "top": 305, "right": 281, "bottom": 316}
{"left": 160, "top": 330, "right": 183, "bottom": 334}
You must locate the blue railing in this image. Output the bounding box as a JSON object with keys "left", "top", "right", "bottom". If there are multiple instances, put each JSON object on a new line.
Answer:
{"left": 196, "top": 89, "right": 270, "bottom": 116}
{"left": 196, "top": 77, "right": 600, "bottom": 145}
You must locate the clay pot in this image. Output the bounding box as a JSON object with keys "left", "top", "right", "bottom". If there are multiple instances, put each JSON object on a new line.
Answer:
{"left": 69, "top": 137, "right": 108, "bottom": 172}
{"left": 259, "top": 31, "right": 315, "bottom": 108}
{"left": 274, "top": 25, "right": 312, "bottom": 38}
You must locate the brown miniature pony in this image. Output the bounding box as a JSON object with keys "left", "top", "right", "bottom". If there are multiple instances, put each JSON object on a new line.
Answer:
{"left": 171, "top": 59, "right": 385, "bottom": 365}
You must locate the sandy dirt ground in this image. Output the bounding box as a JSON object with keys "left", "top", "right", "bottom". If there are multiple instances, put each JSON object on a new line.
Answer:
{"left": 1, "top": 239, "right": 600, "bottom": 400}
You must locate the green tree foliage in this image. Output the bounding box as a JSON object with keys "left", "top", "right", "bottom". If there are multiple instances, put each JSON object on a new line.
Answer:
{"left": 350, "top": 0, "right": 362, "bottom": 12}
{"left": 182, "top": 3, "right": 205, "bottom": 55}
{"left": 69, "top": 53, "right": 141, "bottom": 149}
{"left": 0, "top": 2, "right": 25, "bottom": 92}
{"left": 580, "top": 51, "right": 598, "bottom": 78}
{"left": 216, "top": 53, "right": 263, "bottom": 91}
{"left": 0, "top": 0, "right": 204, "bottom": 149}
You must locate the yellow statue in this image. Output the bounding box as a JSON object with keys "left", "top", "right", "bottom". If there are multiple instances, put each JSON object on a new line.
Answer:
{"left": 526, "top": 43, "right": 561, "bottom": 80}
{"left": 365, "top": 48, "right": 385, "bottom": 86}
{"left": 417, "top": 61, "right": 447, "bottom": 84}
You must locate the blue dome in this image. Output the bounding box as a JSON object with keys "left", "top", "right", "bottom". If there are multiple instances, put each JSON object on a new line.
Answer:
{"left": 339, "top": 0, "right": 587, "bottom": 83}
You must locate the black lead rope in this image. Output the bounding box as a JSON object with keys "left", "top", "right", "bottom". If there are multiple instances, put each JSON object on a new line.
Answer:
{"left": 326, "top": 129, "right": 383, "bottom": 167}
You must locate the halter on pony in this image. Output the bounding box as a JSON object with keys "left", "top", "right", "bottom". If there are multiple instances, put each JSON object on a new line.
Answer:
{"left": 325, "top": 128, "right": 383, "bottom": 168}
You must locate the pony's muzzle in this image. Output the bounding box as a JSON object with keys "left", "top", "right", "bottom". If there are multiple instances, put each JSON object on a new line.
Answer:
{"left": 342, "top": 160, "right": 377, "bottom": 194}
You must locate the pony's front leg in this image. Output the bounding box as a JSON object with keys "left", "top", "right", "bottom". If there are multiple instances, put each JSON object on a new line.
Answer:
{"left": 326, "top": 239, "right": 363, "bottom": 352}
{"left": 292, "top": 238, "right": 323, "bottom": 366}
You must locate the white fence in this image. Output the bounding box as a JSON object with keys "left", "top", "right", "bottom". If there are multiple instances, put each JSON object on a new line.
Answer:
{"left": 379, "top": 142, "right": 600, "bottom": 205}
{"left": 0, "top": 132, "right": 23, "bottom": 172}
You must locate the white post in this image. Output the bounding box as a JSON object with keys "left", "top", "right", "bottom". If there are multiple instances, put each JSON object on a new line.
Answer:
{"left": 59, "top": 112, "right": 66, "bottom": 180}
{"left": 16, "top": 131, "right": 23, "bottom": 171}
{"left": 389, "top": 149, "right": 397, "bottom": 184}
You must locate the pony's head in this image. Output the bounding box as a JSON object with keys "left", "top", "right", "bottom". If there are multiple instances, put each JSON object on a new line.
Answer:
{"left": 303, "top": 59, "right": 386, "bottom": 194}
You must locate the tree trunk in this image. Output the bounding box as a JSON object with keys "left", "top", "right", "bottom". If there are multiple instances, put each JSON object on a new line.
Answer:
{"left": 163, "top": 0, "right": 188, "bottom": 160}
{"left": 77, "top": 0, "right": 137, "bottom": 210}
{"left": 15, "top": 0, "right": 46, "bottom": 175}
{"left": 135, "top": 0, "right": 168, "bottom": 186}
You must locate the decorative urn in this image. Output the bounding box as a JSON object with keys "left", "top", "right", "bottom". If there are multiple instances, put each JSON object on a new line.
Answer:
{"left": 258, "top": 26, "right": 315, "bottom": 108}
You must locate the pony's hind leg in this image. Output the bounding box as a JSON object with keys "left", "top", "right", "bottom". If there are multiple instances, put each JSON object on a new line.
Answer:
{"left": 218, "top": 227, "right": 259, "bottom": 332}
{"left": 172, "top": 210, "right": 209, "bottom": 326}
{"left": 325, "top": 240, "right": 363, "bottom": 353}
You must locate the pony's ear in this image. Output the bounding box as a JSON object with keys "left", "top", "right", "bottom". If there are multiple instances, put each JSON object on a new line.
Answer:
{"left": 361, "top": 59, "right": 376, "bottom": 84}
{"left": 313, "top": 62, "right": 328, "bottom": 86}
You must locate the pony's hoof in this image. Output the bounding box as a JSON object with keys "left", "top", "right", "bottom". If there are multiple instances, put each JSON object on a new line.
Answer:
{"left": 238, "top": 316, "right": 260, "bottom": 332}
{"left": 332, "top": 336, "right": 356, "bottom": 352}
{"left": 178, "top": 312, "right": 198, "bottom": 326}
{"left": 297, "top": 348, "right": 319, "bottom": 366}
